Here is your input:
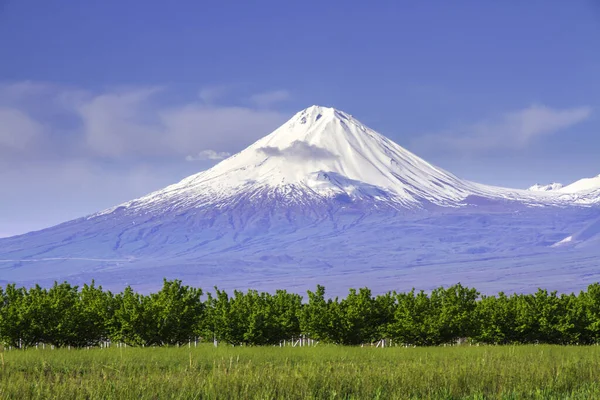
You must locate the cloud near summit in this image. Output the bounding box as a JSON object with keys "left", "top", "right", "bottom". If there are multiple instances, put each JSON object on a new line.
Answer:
{"left": 186, "top": 150, "right": 231, "bottom": 161}
{"left": 414, "top": 104, "right": 592, "bottom": 153}
{"left": 257, "top": 141, "right": 338, "bottom": 161}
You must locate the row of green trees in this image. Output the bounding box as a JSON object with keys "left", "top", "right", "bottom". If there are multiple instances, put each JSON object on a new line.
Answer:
{"left": 1, "top": 280, "right": 600, "bottom": 348}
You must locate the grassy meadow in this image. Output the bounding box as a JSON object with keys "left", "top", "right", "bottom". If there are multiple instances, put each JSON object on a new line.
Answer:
{"left": 1, "top": 344, "right": 600, "bottom": 399}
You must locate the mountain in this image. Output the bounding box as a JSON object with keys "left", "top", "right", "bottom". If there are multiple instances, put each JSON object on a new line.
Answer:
{"left": 1, "top": 106, "right": 599, "bottom": 295}
{"left": 528, "top": 183, "right": 563, "bottom": 192}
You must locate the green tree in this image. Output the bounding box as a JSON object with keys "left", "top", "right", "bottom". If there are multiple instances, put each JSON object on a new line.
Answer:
{"left": 334, "top": 288, "right": 385, "bottom": 345}
{"left": 389, "top": 289, "right": 437, "bottom": 346}
{"left": 148, "top": 279, "right": 204, "bottom": 345}
{"left": 436, "top": 284, "right": 479, "bottom": 343}
{"left": 110, "top": 286, "right": 148, "bottom": 345}
{"left": 0, "top": 284, "right": 37, "bottom": 348}
{"left": 582, "top": 283, "right": 600, "bottom": 344}
{"left": 474, "top": 292, "right": 518, "bottom": 344}
{"left": 300, "top": 285, "right": 335, "bottom": 342}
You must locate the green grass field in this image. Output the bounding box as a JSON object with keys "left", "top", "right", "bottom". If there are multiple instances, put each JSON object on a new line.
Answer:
{"left": 1, "top": 345, "right": 599, "bottom": 399}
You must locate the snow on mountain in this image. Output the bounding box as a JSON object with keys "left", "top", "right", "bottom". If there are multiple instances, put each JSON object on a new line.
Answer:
{"left": 545, "top": 174, "right": 600, "bottom": 206}
{"left": 560, "top": 174, "right": 600, "bottom": 194}
{"left": 528, "top": 183, "right": 563, "bottom": 192}
{"left": 552, "top": 216, "right": 600, "bottom": 248}
{"left": 1, "top": 105, "right": 600, "bottom": 295}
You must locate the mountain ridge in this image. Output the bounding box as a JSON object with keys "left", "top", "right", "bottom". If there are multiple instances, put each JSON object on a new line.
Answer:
{"left": 528, "top": 183, "right": 563, "bottom": 192}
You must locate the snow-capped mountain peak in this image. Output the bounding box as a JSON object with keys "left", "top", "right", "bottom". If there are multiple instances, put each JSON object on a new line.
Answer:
{"left": 528, "top": 183, "right": 563, "bottom": 192}
{"left": 122, "top": 105, "right": 486, "bottom": 212}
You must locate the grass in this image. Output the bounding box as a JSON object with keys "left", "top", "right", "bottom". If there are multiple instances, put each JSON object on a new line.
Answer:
{"left": 0, "top": 344, "right": 599, "bottom": 399}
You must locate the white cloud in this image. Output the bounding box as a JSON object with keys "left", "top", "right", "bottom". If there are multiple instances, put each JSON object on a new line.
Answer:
{"left": 198, "top": 84, "right": 234, "bottom": 105}
{"left": 76, "top": 89, "right": 287, "bottom": 159}
{"left": 257, "top": 141, "right": 338, "bottom": 161}
{"left": 77, "top": 87, "right": 164, "bottom": 158}
{"left": 0, "top": 107, "right": 43, "bottom": 152}
{"left": 415, "top": 104, "right": 592, "bottom": 152}
{"left": 159, "top": 104, "right": 286, "bottom": 157}
{"left": 185, "top": 150, "right": 231, "bottom": 161}
{"left": 0, "top": 82, "right": 290, "bottom": 163}
{"left": 0, "top": 81, "right": 64, "bottom": 101}
{"left": 249, "top": 90, "right": 291, "bottom": 108}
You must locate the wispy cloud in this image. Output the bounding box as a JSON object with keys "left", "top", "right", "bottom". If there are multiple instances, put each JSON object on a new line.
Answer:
{"left": 249, "top": 90, "right": 291, "bottom": 108}
{"left": 77, "top": 87, "right": 164, "bottom": 158}
{"left": 185, "top": 150, "right": 231, "bottom": 161}
{"left": 198, "top": 84, "right": 235, "bottom": 105}
{"left": 0, "top": 107, "right": 44, "bottom": 151}
{"left": 0, "top": 82, "right": 290, "bottom": 164}
{"left": 158, "top": 104, "right": 286, "bottom": 158}
{"left": 414, "top": 104, "right": 592, "bottom": 152}
{"left": 257, "top": 141, "right": 338, "bottom": 161}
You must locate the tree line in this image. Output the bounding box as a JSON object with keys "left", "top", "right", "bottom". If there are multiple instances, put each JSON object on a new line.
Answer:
{"left": 1, "top": 280, "right": 600, "bottom": 348}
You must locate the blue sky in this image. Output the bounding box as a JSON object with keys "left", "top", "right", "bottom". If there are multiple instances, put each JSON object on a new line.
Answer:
{"left": 1, "top": 0, "right": 599, "bottom": 236}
